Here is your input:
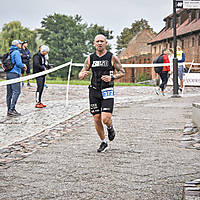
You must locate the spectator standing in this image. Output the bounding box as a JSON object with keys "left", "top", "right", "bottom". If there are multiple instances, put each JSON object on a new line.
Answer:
{"left": 6, "top": 40, "right": 27, "bottom": 116}
{"left": 33, "top": 45, "right": 49, "bottom": 108}
{"left": 177, "top": 46, "right": 185, "bottom": 92}
{"left": 168, "top": 48, "right": 174, "bottom": 73}
{"left": 20, "top": 41, "right": 31, "bottom": 87}
{"left": 155, "top": 49, "right": 171, "bottom": 96}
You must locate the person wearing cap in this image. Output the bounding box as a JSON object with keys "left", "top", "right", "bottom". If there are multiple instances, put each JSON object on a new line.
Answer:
{"left": 6, "top": 40, "right": 27, "bottom": 116}
{"left": 33, "top": 45, "right": 50, "bottom": 108}
{"left": 20, "top": 41, "right": 31, "bottom": 87}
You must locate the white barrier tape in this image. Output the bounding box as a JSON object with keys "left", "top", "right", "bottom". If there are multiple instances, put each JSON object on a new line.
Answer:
{"left": 186, "top": 62, "right": 200, "bottom": 66}
{"left": 1, "top": 61, "right": 199, "bottom": 87}
{"left": 72, "top": 62, "right": 173, "bottom": 68}
{"left": 0, "top": 62, "right": 71, "bottom": 86}
{"left": 72, "top": 62, "right": 196, "bottom": 68}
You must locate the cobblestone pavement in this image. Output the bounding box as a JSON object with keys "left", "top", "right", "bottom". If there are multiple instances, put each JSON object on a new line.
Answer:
{"left": 1, "top": 84, "right": 200, "bottom": 199}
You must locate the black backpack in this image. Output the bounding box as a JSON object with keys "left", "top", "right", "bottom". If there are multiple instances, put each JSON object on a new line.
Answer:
{"left": 153, "top": 54, "right": 163, "bottom": 73}
{"left": 1, "top": 50, "right": 15, "bottom": 72}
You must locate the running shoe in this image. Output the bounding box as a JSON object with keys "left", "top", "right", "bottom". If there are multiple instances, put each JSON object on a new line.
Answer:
{"left": 107, "top": 126, "right": 116, "bottom": 141}
{"left": 12, "top": 109, "right": 21, "bottom": 116}
{"left": 161, "top": 92, "right": 165, "bottom": 96}
{"left": 7, "top": 109, "right": 21, "bottom": 116}
{"left": 97, "top": 142, "right": 108, "bottom": 153}
{"left": 35, "top": 103, "right": 44, "bottom": 108}
{"left": 40, "top": 103, "right": 46, "bottom": 107}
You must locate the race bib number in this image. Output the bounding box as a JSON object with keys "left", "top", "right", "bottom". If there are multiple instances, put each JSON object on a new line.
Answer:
{"left": 101, "top": 88, "right": 114, "bottom": 99}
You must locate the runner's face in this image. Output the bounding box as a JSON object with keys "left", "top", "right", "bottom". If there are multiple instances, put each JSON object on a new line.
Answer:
{"left": 94, "top": 36, "right": 107, "bottom": 52}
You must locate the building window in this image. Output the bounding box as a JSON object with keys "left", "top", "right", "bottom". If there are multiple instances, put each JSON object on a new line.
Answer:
{"left": 178, "top": 16, "right": 181, "bottom": 26}
{"left": 169, "top": 41, "right": 173, "bottom": 48}
{"left": 199, "top": 35, "right": 200, "bottom": 46}
{"left": 165, "top": 43, "right": 168, "bottom": 49}
{"left": 159, "top": 45, "right": 161, "bottom": 53}
{"left": 189, "top": 12, "right": 192, "bottom": 23}
{"left": 181, "top": 40, "right": 184, "bottom": 49}
{"left": 192, "top": 37, "right": 195, "bottom": 47}
{"left": 196, "top": 10, "right": 200, "bottom": 20}
{"left": 165, "top": 21, "right": 169, "bottom": 29}
{"left": 154, "top": 46, "right": 156, "bottom": 54}
{"left": 170, "top": 19, "right": 173, "bottom": 28}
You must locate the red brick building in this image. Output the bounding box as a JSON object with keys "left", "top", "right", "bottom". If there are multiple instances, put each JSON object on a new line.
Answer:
{"left": 148, "top": 9, "right": 200, "bottom": 66}
{"left": 118, "top": 29, "right": 155, "bottom": 83}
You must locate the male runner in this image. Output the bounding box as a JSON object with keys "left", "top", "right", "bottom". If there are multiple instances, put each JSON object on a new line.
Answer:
{"left": 79, "top": 34, "right": 125, "bottom": 152}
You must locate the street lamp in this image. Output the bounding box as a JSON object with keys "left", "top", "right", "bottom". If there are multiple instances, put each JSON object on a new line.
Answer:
{"left": 172, "top": 0, "right": 181, "bottom": 98}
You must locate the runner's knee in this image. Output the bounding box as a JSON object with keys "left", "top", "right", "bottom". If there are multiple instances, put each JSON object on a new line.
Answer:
{"left": 93, "top": 114, "right": 101, "bottom": 124}
{"left": 102, "top": 113, "right": 112, "bottom": 125}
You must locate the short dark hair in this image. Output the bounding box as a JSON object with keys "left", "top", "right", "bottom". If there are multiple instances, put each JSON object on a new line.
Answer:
{"left": 162, "top": 48, "right": 167, "bottom": 54}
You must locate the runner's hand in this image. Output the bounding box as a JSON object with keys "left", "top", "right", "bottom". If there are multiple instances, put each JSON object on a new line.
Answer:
{"left": 101, "top": 75, "right": 111, "bottom": 82}
{"left": 80, "top": 71, "right": 89, "bottom": 79}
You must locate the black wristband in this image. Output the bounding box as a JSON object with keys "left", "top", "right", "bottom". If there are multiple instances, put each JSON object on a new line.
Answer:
{"left": 111, "top": 75, "right": 115, "bottom": 81}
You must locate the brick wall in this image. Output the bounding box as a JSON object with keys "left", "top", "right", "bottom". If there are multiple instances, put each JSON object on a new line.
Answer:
{"left": 118, "top": 29, "right": 155, "bottom": 83}
{"left": 119, "top": 54, "right": 153, "bottom": 83}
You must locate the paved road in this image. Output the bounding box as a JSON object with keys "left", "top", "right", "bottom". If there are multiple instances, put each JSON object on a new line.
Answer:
{"left": 0, "top": 85, "right": 200, "bottom": 199}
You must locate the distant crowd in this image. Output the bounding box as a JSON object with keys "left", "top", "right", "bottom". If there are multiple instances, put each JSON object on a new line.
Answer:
{"left": 154, "top": 46, "right": 185, "bottom": 96}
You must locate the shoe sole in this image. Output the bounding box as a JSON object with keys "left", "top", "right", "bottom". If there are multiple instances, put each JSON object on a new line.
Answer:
{"left": 97, "top": 146, "right": 109, "bottom": 153}
{"left": 7, "top": 114, "right": 20, "bottom": 117}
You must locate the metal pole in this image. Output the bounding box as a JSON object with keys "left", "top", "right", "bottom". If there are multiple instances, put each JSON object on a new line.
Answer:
{"left": 172, "top": 0, "right": 180, "bottom": 98}
{"left": 66, "top": 59, "right": 72, "bottom": 106}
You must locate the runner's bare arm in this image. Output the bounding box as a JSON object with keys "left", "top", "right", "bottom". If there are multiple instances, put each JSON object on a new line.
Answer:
{"left": 79, "top": 56, "right": 90, "bottom": 80}
{"left": 112, "top": 55, "right": 125, "bottom": 80}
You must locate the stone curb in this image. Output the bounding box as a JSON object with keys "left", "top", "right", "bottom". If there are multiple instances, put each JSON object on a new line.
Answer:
{"left": 181, "top": 121, "right": 200, "bottom": 199}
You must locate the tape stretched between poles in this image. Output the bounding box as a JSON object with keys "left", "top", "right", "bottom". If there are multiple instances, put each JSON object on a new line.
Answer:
{"left": 72, "top": 62, "right": 196, "bottom": 68}
{"left": 0, "top": 62, "right": 71, "bottom": 86}
{"left": 0, "top": 62, "right": 198, "bottom": 87}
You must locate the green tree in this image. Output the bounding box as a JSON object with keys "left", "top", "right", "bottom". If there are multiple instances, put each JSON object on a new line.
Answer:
{"left": 86, "top": 24, "right": 113, "bottom": 53}
{"left": 0, "top": 21, "right": 37, "bottom": 54}
{"left": 39, "top": 14, "right": 87, "bottom": 79}
{"left": 116, "top": 18, "right": 156, "bottom": 54}
{"left": 39, "top": 14, "right": 114, "bottom": 79}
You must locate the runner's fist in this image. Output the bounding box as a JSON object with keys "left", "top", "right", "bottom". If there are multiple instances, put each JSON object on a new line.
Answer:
{"left": 79, "top": 71, "right": 89, "bottom": 80}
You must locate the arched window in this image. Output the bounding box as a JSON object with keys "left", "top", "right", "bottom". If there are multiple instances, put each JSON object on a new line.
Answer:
{"left": 192, "top": 37, "right": 195, "bottom": 47}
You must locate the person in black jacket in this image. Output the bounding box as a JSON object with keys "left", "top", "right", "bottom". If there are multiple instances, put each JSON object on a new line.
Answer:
{"left": 20, "top": 41, "right": 31, "bottom": 87}
{"left": 33, "top": 45, "right": 49, "bottom": 108}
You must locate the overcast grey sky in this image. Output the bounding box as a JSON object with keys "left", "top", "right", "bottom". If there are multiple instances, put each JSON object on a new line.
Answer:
{"left": 0, "top": 0, "right": 173, "bottom": 49}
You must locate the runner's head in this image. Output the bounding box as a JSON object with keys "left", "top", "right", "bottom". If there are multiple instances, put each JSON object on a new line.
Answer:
{"left": 94, "top": 34, "right": 107, "bottom": 53}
